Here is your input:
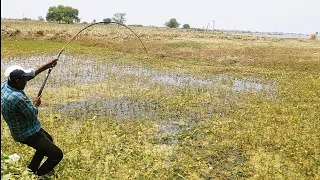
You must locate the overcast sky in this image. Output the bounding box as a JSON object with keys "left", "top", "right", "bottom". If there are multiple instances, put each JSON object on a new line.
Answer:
{"left": 1, "top": 0, "right": 319, "bottom": 34}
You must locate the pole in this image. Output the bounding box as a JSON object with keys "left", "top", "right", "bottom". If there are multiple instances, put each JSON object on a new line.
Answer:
{"left": 213, "top": 20, "right": 215, "bottom": 31}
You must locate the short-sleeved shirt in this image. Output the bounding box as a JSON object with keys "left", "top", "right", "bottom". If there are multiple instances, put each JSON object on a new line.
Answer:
{"left": 1, "top": 79, "right": 41, "bottom": 141}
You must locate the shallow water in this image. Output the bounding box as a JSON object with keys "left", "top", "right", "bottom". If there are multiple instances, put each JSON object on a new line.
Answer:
{"left": 232, "top": 32, "right": 316, "bottom": 40}
{"left": 54, "top": 97, "right": 158, "bottom": 121}
{"left": 1, "top": 55, "right": 278, "bottom": 95}
{"left": 1, "top": 55, "right": 278, "bottom": 138}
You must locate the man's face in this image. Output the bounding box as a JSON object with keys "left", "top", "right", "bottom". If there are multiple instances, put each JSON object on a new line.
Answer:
{"left": 15, "top": 77, "right": 27, "bottom": 90}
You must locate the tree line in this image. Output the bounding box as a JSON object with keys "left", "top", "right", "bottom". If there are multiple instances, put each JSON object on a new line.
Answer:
{"left": 44, "top": 5, "right": 190, "bottom": 28}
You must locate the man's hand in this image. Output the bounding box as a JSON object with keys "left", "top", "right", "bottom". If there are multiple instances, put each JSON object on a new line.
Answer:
{"left": 47, "top": 59, "right": 58, "bottom": 69}
{"left": 33, "top": 96, "right": 41, "bottom": 108}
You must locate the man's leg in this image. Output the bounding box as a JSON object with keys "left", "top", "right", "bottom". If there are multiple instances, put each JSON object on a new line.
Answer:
{"left": 20, "top": 131, "right": 45, "bottom": 173}
{"left": 20, "top": 129, "right": 63, "bottom": 176}
{"left": 26, "top": 129, "right": 54, "bottom": 173}
{"left": 41, "top": 129, "right": 53, "bottom": 142}
{"left": 35, "top": 129, "right": 63, "bottom": 176}
{"left": 27, "top": 150, "right": 45, "bottom": 173}
{"left": 35, "top": 139, "right": 63, "bottom": 176}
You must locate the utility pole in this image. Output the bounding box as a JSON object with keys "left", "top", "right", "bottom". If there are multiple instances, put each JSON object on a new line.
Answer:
{"left": 213, "top": 20, "right": 215, "bottom": 31}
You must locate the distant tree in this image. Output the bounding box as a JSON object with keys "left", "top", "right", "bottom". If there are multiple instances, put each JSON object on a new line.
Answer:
{"left": 103, "top": 18, "right": 112, "bottom": 23}
{"left": 92, "top": 19, "right": 96, "bottom": 23}
{"left": 165, "top": 18, "right": 180, "bottom": 28}
{"left": 112, "top": 12, "right": 126, "bottom": 24}
{"left": 38, "top": 16, "right": 45, "bottom": 21}
{"left": 22, "top": 17, "right": 32, "bottom": 21}
{"left": 183, "top": 24, "right": 190, "bottom": 29}
{"left": 130, "top": 24, "right": 143, "bottom": 27}
{"left": 46, "top": 5, "right": 80, "bottom": 24}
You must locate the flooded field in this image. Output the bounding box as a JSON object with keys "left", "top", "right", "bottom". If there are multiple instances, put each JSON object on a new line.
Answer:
{"left": 232, "top": 32, "right": 316, "bottom": 39}
{"left": 1, "top": 55, "right": 278, "bottom": 138}
{"left": 1, "top": 55, "right": 278, "bottom": 92}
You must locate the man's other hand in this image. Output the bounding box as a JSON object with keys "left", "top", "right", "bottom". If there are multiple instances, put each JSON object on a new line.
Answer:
{"left": 33, "top": 97, "right": 41, "bottom": 108}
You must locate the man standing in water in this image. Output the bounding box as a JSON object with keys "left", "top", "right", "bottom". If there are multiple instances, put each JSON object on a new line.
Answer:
{"left": 1, "top": 59, "right": 63, "bottom": 177}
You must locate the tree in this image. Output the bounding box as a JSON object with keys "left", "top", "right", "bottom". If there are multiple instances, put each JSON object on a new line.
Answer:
{"left": 165, "top": 18, "right": 180, "bottom": 28}
{"left": 46, "top": 5, "right": 80, "bottom": 24}
{"left": 103, "top": 18, "right": 112, "bottom": 23}
{"left": 183, "top": 24, "right": 190, "bottom": 29}
{"left": 112, "top": 12, "right": 126, "bottom": 24}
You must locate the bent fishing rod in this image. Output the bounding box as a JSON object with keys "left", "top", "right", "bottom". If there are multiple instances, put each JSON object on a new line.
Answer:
{"left": 37, "top": 21, "right": 148, "bottom": 97}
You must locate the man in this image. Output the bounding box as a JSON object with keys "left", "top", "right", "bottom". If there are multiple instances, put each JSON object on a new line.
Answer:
{"left": 1, "top": 59, "right": 63, "bottom": 176}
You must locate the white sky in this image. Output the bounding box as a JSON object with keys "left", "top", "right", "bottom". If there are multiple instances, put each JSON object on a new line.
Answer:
{"left": 1, "top": 0, "right": 319, "bottom": 34}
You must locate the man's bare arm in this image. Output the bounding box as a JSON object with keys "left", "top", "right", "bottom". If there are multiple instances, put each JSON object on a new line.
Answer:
{"left": 35, "top": 59, "right": 58, "bottom": 76}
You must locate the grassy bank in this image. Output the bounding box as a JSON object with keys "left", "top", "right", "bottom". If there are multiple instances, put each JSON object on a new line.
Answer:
{"left": 1, "top": 21, "right": 320, "bottom": 179}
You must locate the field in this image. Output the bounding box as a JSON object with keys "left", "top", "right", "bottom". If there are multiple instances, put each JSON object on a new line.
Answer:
{"left": 1, "top": 21, "right": 320, "bottom": 179}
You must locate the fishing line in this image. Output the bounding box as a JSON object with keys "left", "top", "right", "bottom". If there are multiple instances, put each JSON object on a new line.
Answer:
{"left": 37, "top": 21, "right": 148, "bottom": 97}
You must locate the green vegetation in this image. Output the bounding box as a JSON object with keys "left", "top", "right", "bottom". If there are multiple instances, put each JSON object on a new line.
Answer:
{"left": 1, "top": 21, "right": 320, "bottom": 179}
{"left": 183, "top": 24, "right": 190, "bottom": 29}
{"left": 165, "top": 18, "right": 180, "bottom": 28}
{"left": 112, "top": 13, "right": 126, "bottom": 24}
{"left": 46, "top": 5, "right": 80, "bottom": 24}
{"left": 103, "top": 18, "right": 112, "bottom": 23}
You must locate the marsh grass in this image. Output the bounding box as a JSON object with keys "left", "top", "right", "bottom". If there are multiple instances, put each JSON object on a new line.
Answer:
{"left": 1, "top": 21, "right": 320, "bottom": 179}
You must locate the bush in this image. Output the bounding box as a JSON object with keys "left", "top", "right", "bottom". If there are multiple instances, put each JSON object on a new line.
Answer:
{"left": 103, "top": 18, "right": 112, "bottom": 23}
{"left": 36, "top": 30, "right": 44, "bottom": 36}
{"left": 22, "top": 17, "right": 32, "bottom": 21}
{"left": 38, "top": 16, "right": 44, "bottom": 21}
{"left": 129, "top": 24, "right": 143, "bottom": 27}
{"left": 183, "top": 24, "right": 190, "bottom": 29}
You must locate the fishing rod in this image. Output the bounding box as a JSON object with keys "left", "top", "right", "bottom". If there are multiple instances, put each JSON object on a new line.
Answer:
{"left": 37, "top": 21, "right": 148, "bottom": 97}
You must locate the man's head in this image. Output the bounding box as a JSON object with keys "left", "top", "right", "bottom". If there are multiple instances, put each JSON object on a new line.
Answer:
{"left": 4, "top": 65, "right": 35, "bottom": 90}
